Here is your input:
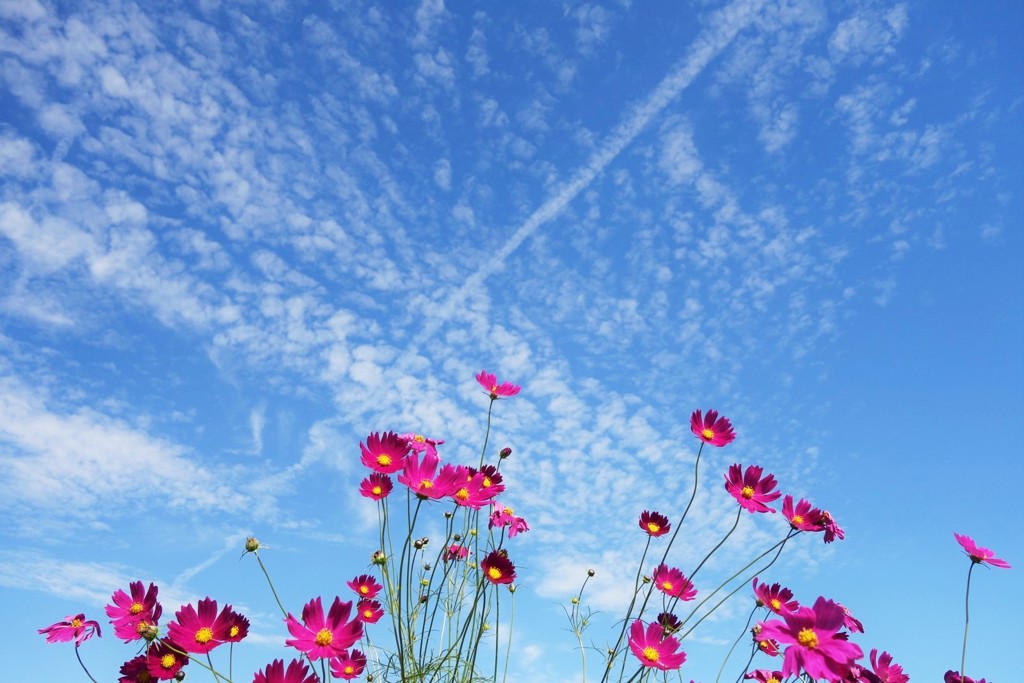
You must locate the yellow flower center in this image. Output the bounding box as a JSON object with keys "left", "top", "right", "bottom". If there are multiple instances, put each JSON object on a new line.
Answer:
{"left": 414, "top": 435, "right": 426, "bottom": 442}
{"left": 491, "top": 385, "right": 499, "bottom": 393}
{"left": 456, "top": 487, "right": 470, "bottom": 500}
{"left": 797, "top": 628, "right": 818, "bottom": 648}
{"left": 344, "top": 665, "right": 354, "bottom": 674}
{"left": 136, "top": 620, "right": 151, "bottom": 635}
{"left": 741, "top": 485, "right": 755, "bottom": 499}
{"left": 376, "top": 453, "right": 392, "bottom": 466}
{"left": 791, "top": 514, "right": 804, "bottom": 525}
{"left": 229, "top": 625, "right": 239, "bottom": 637}
{"left": 488, "top": 567, "right": 502, "bottom": 580}
{"left": 130, "top": 602, "right": 144, "bottom": 615}
{"left": 767, "top": 678, "right": 780, "bottom": 683}
{"left": 371, "top": 485, "right": 382, "bottom": 495}
{"left": 195, "top": 627, "right": 213, "bottom": 644}
{"left": 770, "top": 598, "right": 781, "bottom": 611}
{"left": 364, "top": 609, "right": 373, "bottom": 619}
{"left": 483, "top": 476, "right": 492, "bottom": 487}
{"left": 359, "top": 586, "right": 369, "bottom": 594}
{"left": 420, "top": 479, "right": 433, "bottom": 489}
{"left": 71, "top": 618, "right": 82, "bottom": 628}
{"left": 504, "top": 506, "right": 514, "bottom": 514}
{"left": 315, "top": 628, "right": 333, "bottom": 646}
{"left": 647, "top": 522, "right": 661, "bottom": 533}
{"left": 160, "top": 654, "right": 176, "bottom": 670}
{"left": 642, "top": 646, "right": 660, "bottom": 662}
{"left": 702, "top": 428, "right": 714, "bottom": 440}
{"left": 661, "top": 581, "right": 674, "bottom": 592}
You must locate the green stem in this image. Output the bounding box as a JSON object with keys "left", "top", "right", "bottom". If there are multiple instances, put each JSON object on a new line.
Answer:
{"left": 689, "top": 506, "right": 743, "bottom": 583}
{"left": 253, "top": 551, "right": 288, "bottom": 618}
{"left": 714, "top": 605, "right": 757, "bottom": 683}
{"left": 960, "top": 561, "right": 976, "bottom": 680}
{"left": 73, "top": 644, "right": 100, "bottom": 683}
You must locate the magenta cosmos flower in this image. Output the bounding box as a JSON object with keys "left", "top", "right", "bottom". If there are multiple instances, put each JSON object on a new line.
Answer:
{"left": 628, "top": 619, "right": 687, "bottom": 671}
{"left": 166, "top": 597, "right": 239, "bottom": 654}
{"left": 868, "top": 649, "right": 909, "bottom": 683}
{"left": 330, "top": 650, "right": 368, "bottom": 680}
{"left": 476, "top": 370, "right": 521, "bottom": 399}
{"left": 398, "top": 450, "right": 455, "bottom": 499}
{"left": 489, "top": 502, "right": 530, "bottom": 537}
{"left": 284, "top": 596, "right": 362, "bottom": 660}
{"left": 146, "top": 639, "right": 188, "bottom": 680}
{"left": 118, "top": 655, "right": 150, "bottom": 683}
{"left": 639, "top": 510, "right": 671, "bottom": 537}
{"left": 451, "top": 467, "right": 502, "bottom": 509}
{"left": 821, "top": 510, "right": 845, "bottom": 543}
{"left": 356, "top": 599, "right": 384, "bottom": 624}
{"left": 725, "top": 464, "right": 781, "bottom": 513}
{"left": 399, "top": 432, "right": 445, "bottom": 456}
{"left": 481, "top": 550, "right": 516, "bottom": 585}
{"left": 744, "top": 670, "right": 784, "bottom": 683}
{"left": 445, "top": 544, "right": 470, "bottom": 562}
{"left": 359, "top": 472, "right": 393, "bottom": 500}
{"left": 253, "top": 659, "right": 318, "bottom": 683}
{"left": 757, "top": 596, "right": 863, "bottom": 680}
{"left": 106, "top": 581, "right": 162, "bottom": 642}
{"left": 944, "top": 671, "right": 988, "bottom": 683}
{"left": 38, "top": 614, "right": 101, "bottom": 645}
{"left": 954, "top": 533, "right": 1012, "bottom": 568}
{"left": 690, "top": 409, "right": 736, "bottom": 447}
{"left": 347, "top": 574, "right": 383, "bottom": 600}
{"left": 652, "top": 564, "right": 697, "bottom": 601}
{"left": 359, "top": 431, "right": 410, "bottom": 474}
{"left": 781, "top": 495, "right": 824, "bottom": 532}
{"left": 752, "top": 578, "right": 798, "bottom": 615}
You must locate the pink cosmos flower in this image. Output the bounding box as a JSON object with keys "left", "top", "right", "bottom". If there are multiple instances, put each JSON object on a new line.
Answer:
{"left": 118, "top": 655, "right": 149, "bottom": 683}
{"left": 822, "top": 510, "right": 845, "bottom": 543}
{"left": 481, "top": 550, "right": 516, "bottom": 585}
{"left": 146, "top": 640, "right": 188, "bottom": 680}
{"left": 356, "top": 599, "right": 384, "bottom": 624}
{"left": 838, "top": 603, "right": 864, "bottom": 633}
{"left": 475, "top": 370, "right": 521, "bottom": 399}
{"left": 725, "top": 464, "right": 781, "bottom": 513}
{"left": 489, "top": 502, "right": 530, "bottom": 537}
{"left": 398, "top": 450, "right": 454, "bottom": 500}
{"left": 284, "top": 596, "right": 362, "bottom": 660}
{"left": 752, "top": 578, "right": 798, "bottom": 615}
{"left": 167, "top": 597, "right": 230, "bottom": 654}
{"left": 690, "top": 409, "right": 736, "bottom": 447}
{"left": 445, "top": 544, "right": 469, "bottom": 562}
{"left": 220, "top": 606, "right": 249, "bottom": 643}
{"left": 656, "top": 612, "right": 682, "bottom": 636}
{"left": 38, "top": 614, "right": 101, "bottom": 645}
{"left": 652, "top": 564, "right": 697, "bottom": 601}
{"left": 782, "top": 495, "right": 824, "bottom": 532}
{"left": 399, "top": 432, "right": 445, "bottom": 456}
{"left": 954, "top": 533, "right": 1012, "bottom": 568}
{"left": 744, "top": 670, "right": 784, "bottom": 683}
{"left": 756, "top": 596, "right": 863, "bottom": 680}
{"left": 359, "top": 431, "right": 410, "bottom": 474}
{"left": 628, "top": 619, "right": 687, "bottom": 671}
{"left": 465, "top": 464, "right": 506, "bottom": 498}
{"left": 450, "top": 466, "right": 501, "bottom": 509}
{"left": 347, "top": 575, "right": 383, "bottom": 600}
{"left": 868, "top": 649, "right": 909, "bottom": 683}
{"left": 639, "top": 510, "right": 671, "bottom": 537}
{"left": 359, "top": 472, "right": 393, "bottom": 500}
{"left": 253, "top": 659, "right": 318, "bottom": 683}
{"left": 106, "top": 581, "right": 162, "bottom": 642}
{"left": 330, "top": 650, "right": 368, "bottom": 680}
{"left": 944, "top": 672, "right": 988, "bottom": 683}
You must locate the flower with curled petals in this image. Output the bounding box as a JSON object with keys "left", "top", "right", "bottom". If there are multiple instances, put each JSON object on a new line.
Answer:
{"left": 752, "top": 578, "right": 798, "bottom": 615}
{"left": 38, "top": 614, "right": 101, "bottom": 645}
{"left": 954, "top": 533, "right": 1011, "bottom": 568}
{"left": 868, "top": 649, "right": 909, "bottom": 683}
{"left": 475, "top": 370, "right": 521, "bottom": 399}
{"left": 782, "top": 495, "right": 824, "bottom": 532}
{"left": 690, "top": 409, "right": 736, "bottom": 447}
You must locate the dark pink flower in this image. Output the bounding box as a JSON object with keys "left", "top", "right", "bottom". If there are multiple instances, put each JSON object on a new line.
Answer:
{"left": 954, "top": 533, "right": 1011, "bottom": 568}
{"left": 284, "top": 596, "right": 362, "bottom": 660}
{"left": 450, "top": 466, "right": 501, "bottom": 509}
{"left": 744, "top": 670, "right": 784, "bottom": 683}
{"left": 944, "top": 671, "right": 988, "bottom": 683}
{"left": 219, "top": 605, "right": 249, "bottom": 643}
{"left": 106, "top": 581, "right": 162, "bottom": 642}
{"left": 838, "top": 603, "right": 864, "bottom": 633}
{"left": 639, "top": 510, "right": 671, "bottom": 537}
{"left": 38, "top": 614, "right": 101, "bottom": 645}
{"left": 118, "top": 655, "right": 149, "bottom": 683}
{"left": 347, "top": 574, "right": 383, "bottom": 600}
{"left": 398, "top": 450, "right": 454, "bottom": 500}
{"left": 757, "top": 596, "right": 863, "bottom": 680}
{"left": 628, "top": 619, "right": 687, "bottom": 671}
{"left": 656, "top": 612, "right": 682, "bottom": 636}
{"left": 356, "top": 599, "right": 384, "bottom": 624}
{"left": 399, "top": 432, "right": 445, "bottom": 456}
{"left": 359, "top": 431, "right": 410, "bottom": 474}
{"left": 330, "top": 650, "right": 367, "bottom": 680}
{"left": 445, "top": 544, "right": 469, "bottom": 562}
{"left": 725, "top": 464, "right": 781, "bottom": 513}
{"left": 475, "top": 370, "right": 521, "bottom": 399}
{"left": 752, "top": 578, "right": 798, "bottom": 615}
{"left": 253, "top": 659, "right": 318, "bottom": 683}
{"left": 481, "top": 550, "right": 516, "bottom": 585}
{"left": 359, "top": 472, "right": 393, "bottom": 500}
{"left": 690, "top": 409, "right": 736, "bottom": 447}
{"left": 869, "top": 649, "right": 909, "bottom": 683}
{"left": 146, "top": 640, "right": 188, "bottom": 680}
{"left": 782, "top": 495, "right": 824, "bottom": 532}
{"left": 652, "top": 564, "right": 697, "bottom": 601}
{"left": 489, "top": 502, "right": 529, "bottom": 537}
{"left": 821, "top": 510, "right": 845, "bottom": 543}
{"left": 166, "top": 597, "right": 230, "bottom": 654}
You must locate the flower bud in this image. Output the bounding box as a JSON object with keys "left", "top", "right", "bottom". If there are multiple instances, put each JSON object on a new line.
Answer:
{"left": 244, "top": 537, "right": 261, "bottom": 553}
{"left": 508, "top": 584, "right": 516, "bottom": 593}
{"left": 420, "top": 578, "right": 429, "bottom": 587}
{"left": 499, "top": 447, "right": 512, "bottom": 459}
{"left": 141, "top": 623, "right": 160, "bottom": 642}
{"left": 372, "top": 550, "right": 387, "bottom": 565}
{"left": 419, "top": 594, "right": 428, "bottom": 604}
{"left": 570, "top": 597, "right": 579, "bottom": 605}
{"left": 642, "top": 575, "right": 651, "bottom": 584}
{"left": 423, "top": 563, "right": 432, "bottom": 571}
{"left": 587, "top": 569, "right": 595, "bottom": 577}
{"left": 175, "top": 672, "right": 186, "bottom": 682}
{"left": 453, "top": 534, "right": 462, "bottom": 542}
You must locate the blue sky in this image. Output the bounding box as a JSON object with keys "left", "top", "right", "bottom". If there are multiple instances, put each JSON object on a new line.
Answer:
{"left": 1, "top": 0, "right": 1021, "bottom": 681}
